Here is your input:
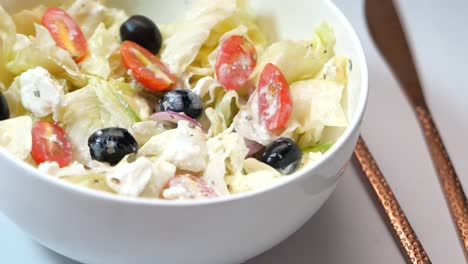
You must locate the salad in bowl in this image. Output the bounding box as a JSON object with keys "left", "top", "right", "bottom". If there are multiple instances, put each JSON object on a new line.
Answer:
{"left": 0, "top": 0, "right": 350, "bottom": 200}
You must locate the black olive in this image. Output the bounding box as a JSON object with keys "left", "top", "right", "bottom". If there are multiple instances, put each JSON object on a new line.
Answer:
{"left": 88, "top": 128, "right": 138, "bottom": 166}
{"left": 160, "top": 89, "right": 204, "bottom": 119}
{"left": 260, "top": 138, "right": 303, "bottom": 175}
{"left": 120, "top": 15, "right": 162, "bottom": 54}
{"left": 0, "top": 93, "right": 9, "bottom": 121}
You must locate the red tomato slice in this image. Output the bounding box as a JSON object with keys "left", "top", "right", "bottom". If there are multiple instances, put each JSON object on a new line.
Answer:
{"left": 121, "top": 41, "right": 177, "bottom": 91}
{"left": 215, "top": 35, "right": 257, "bottom": 91}
{"left": 161, "top": 175, "right": 218, "bottom": 200}
{"left": 31, "top": 121, "right": 72, "bottom": 168}
{"left": 257, "top": 63, "right": 292, "bottom": 132}
{"left": 42, "top": 7, "right": 87, "bottom": 63}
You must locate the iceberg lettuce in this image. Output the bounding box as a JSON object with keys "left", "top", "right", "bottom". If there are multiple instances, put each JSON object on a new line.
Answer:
{"left": 225, "top": 158, "right": 280, "bottom": 194}
{"left": 80, "top": 23, "right": 120, "bottom": 80}
{"left": 6, "top": 24, "right": 85, "bottom": 87}
{"left": 141, "top": 158, "right": 177, "bottom": 198}
{"left": 0, "top": 116, "right": 32, "bottom": 160}
{"left": 202, "top": 132, "right": 249, "bottom": 195}
{"left": 251, "top": 23, "right": 335, "bottom": 84}
{"left": 317, "top": 56, "right": 350, "bottom": 85}
{"left": 0, "top": 7, "right": 16, "bottom": 89}
{"left": 66, "top": 0, "right": 108, "bottom": 38}
{"left": 286, "top": 79, "right": 347, "bottom": 148}
{"left": 54, "top": 78, "right": 144, "bottom": 164}
{"left": 11, "top": 5, "right": 46, "bottom": 36}
{"left": 3, "top": 78, "right": 28, "bottom": 117}
{"left": 188, "top": 6, "right": 268, "bottom": 78}
{"left": 160, "top": 0, "right": 237, "bottom": 76}
{"left": 303, "top": 142, "right": 335, "bottom": 154}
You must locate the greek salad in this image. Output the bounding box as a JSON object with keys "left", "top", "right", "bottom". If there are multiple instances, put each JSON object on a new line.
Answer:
{"left": 0, "top": 0, "right": 350, "bottom": 200}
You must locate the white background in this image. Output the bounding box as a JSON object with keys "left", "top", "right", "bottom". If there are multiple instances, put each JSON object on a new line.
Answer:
{"left": 1, "top": 0, "right": 467, "bottom": 263}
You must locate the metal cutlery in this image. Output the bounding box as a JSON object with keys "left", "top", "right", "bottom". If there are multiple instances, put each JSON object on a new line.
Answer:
{"left": 354, "top": 138, "right": 431, "bottom": 263}
{"left": 365, "top": 0, "right": 468, "bottom": 258}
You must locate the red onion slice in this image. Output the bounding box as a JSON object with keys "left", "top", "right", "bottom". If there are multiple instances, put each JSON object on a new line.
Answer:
{"left": 151, "top": 111, "right": 205, "bottom": 132}
{"left": 244, "top": 138, "right": 265, "bottom": 157}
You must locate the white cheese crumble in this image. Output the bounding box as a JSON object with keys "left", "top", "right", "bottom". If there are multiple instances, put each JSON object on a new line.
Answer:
{"left": 19, "top": 67, "right": 64, "bottom": 118}
{"left": 105, "top": 157, "right": 153, "bottom": 197}
{"left": 138, "top": 120, "right": 208, "bottom": 172}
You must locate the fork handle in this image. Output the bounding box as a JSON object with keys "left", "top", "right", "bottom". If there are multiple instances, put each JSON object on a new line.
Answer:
{"left": 354, "top": 137, "right": 431, "bottom": 264}
{"left": 415, "top": 106, "right": 468, "bottom": 256}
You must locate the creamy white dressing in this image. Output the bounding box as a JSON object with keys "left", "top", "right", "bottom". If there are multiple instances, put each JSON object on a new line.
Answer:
{"left": 232, "top": 91, "right": 275, "bottom": 146}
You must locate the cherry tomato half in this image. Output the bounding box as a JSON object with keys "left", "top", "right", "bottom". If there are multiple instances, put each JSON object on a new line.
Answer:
{"left": 31, "top": 121, "right": 72, "bottom": 168}
{"left": 42, "top": 7, "right": 87, "bottom": 63}
{"left": 161, "top": 175, "right": 218, "bottom": 200}
{"left": 257, "top": 63, "right": 292, "bottom": 132}
{"left": 120, "top": 40, "right": 176, "bottom": 91}
{"left": 215, "top": 35, "right": 257, "bottom": 91}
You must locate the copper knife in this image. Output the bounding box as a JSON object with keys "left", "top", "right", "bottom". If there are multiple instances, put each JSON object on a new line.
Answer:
{"left": 365, "top": 0, "right": 468, "bottom": 258}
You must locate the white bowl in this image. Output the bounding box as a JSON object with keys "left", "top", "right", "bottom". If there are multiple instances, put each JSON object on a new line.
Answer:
{"left": 0, "top": 0, "right": 368, "bottom": 263}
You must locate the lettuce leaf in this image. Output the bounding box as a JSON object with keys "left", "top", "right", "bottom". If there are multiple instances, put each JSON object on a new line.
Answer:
{"left": 67, "top": 0, "right": 128, "bottom": 79}
{"left": 63, "top": 174, "right": 115, "bottom": 193}
{"left": 204, "top": 108, "right": 227, "bottom": 137}
{"left": 300, "top": 151, "right": 323, "bottom": 169}
{"left": 160, "top": 0, "right": 237, "bottom": 76}
{"left": 0, "top": 6, "right": 16, "bottom": 90}
{"left": 0, "top": 116, "right": 32, "bottom": 160}
{"left": 129, "top": 120, "right": 167, "bottom": 147}
{"left": 192, "top": 76, "right": 223, "bottom": 105}
{"left": 232, "top": 91, "right": 274, "bottom": 146}
{"left": 202, "top": 132, "right": 249, "bottom": 195}
{"left": 225, "top": 158, "right": 280, "bottom": 194}
{"left": 204, "top": 90, "right": 240, "bottom": 136}
{"left": 251, "top": 23, "right": 335, "bottom": 83}
{"left": 302, "top": 142, "right": 334, "bottom": 154}
{"left": 54, "top": 78, "right": 144, "bottom": 164}
{"left": 80, "top": 23, "right": 120, "bottom": 80}
{"left": 317, "top": 56, "right": 350, "bottom": 85}
{"left": 66, "top": 0, "right": 108, "bottom": 38}
{"left": 3, "top": 77, "right": 28, "bottom": 117}
{"left": 188, "top": 2, "right": 268, "bottom": 78}
{"left": 233, "top": 79, "right": 346, "bottom": 148}
{"left": 39, "top": 160, "right": 114, "bottom": 193}
{"left": 6, "top": 24, "right": 86, "bottom": 87}
{"left": 286, "top": 79, "right": 347, "bottom": 148}
{"left": 192, "top": 77, "right": 241, "bottom": 136}
{"left": 141, "top": 158, "right": 177, "bottom": 198}
{"left": 11, "top": 5, "right": 46, "bottom": 36}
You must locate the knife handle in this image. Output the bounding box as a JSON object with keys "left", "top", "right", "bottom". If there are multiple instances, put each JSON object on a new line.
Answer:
{"left": 415, "top": 106, "right": 468, "bottom": 255}
{"left": 354, "top": 137, "right": 431, "bottom": 264}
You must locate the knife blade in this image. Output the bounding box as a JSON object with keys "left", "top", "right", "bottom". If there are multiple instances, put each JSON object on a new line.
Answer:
{"left": 365, "top": 0, "right": 468, "bottom": 258}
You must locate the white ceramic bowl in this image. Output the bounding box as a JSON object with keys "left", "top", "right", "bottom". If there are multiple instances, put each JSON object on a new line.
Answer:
{"left": 0, "top": 0, "right": 368, "bottom": 263}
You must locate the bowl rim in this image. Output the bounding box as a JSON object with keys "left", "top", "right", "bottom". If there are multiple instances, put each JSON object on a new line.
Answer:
{"left": 0, "top": 0, "right": 368, "bottom": 207}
